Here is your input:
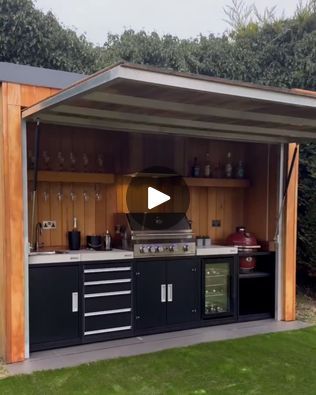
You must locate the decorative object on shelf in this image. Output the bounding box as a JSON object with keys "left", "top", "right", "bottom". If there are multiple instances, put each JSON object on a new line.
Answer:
{"left": 225, "top": 152, "right": 233, "bottom": 178}
{"left": 28, "top": 150, "right": 35, "bottom": 170}
{"left": 82, "top": 153, "right": 89, "bottom": 172}
{"left": 68, "top": 217, "right": 81, "bottom": 250}
{"left": 213, "top": 161, "right": 223, "bottom": 178}
{"left": 204, "top": 153, "right": 211, "bottom": 177}
{"left": 226, "top": 226, "right": 260, "bottom": 273}
{"left": 97, "top": 153, "right": 104, "bottom": 172}
{"left": 191, "top": 157, "right": 200, "bottom": 177}
{"left": 57, "top": 151, "right": 65, "bottom": 171}
{"left": 235, "top": 160, "right": 245, "bottom": 179}
{"left": 42, "top": 150, "right": 50, "bottom": 170}
{"left": 69, "top": 152, "right": 76, "bottom": 172}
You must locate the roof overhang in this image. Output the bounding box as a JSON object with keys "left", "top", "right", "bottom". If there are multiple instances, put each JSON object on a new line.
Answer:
{"left": 22, "top": 62, "right": 316, "bottom": 143}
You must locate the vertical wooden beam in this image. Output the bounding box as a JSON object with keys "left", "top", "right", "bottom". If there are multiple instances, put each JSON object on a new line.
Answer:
{"left": 0, "top": 84, "right": 6, "bottom": 360}
{"left": 283, "top": 143, "right": 299, "bottom": 321}
{"left": 2, "top": 83, "right": 25, "bottom": 362}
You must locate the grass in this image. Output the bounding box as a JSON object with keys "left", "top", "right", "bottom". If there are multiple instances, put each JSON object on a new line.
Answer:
{"left": 1, "top": 327, "right": 316, "bottom": 394}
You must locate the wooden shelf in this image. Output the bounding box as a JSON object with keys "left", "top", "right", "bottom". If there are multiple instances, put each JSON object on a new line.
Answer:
{"left": 184, "top": 177, "right": 250, "bottom": 188}
{"left": 28, "top": 171, "right": 115, "bottom": 184}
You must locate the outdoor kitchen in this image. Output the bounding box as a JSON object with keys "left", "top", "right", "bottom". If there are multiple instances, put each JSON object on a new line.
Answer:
{"left": 27, "top": 120, "right": 278, "bottom": 352}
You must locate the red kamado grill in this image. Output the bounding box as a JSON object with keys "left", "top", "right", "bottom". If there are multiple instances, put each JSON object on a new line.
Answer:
{"left": 226, "top": 226, "right": 260, "bottom": 272}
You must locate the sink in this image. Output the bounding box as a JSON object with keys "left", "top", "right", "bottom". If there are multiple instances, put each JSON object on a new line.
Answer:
{"left": 29, "top": 250, "right": 69, "bottom": 256}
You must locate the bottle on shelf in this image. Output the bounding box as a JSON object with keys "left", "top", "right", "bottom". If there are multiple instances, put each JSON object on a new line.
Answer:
{"left": 204, "top": 153, "right": 211, "bottom": 178}
{"left": 192, "top": 157, "right": 200, "bottom": 177}
{"left": 236, "top": 160, "right": 245, "bottom": 179}
{"left": 225, "top": 152, "right": 233, "bottom": 178}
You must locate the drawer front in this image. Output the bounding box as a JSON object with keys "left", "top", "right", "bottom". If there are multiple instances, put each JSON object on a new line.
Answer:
{"left": 85, "top": 293, "right": 131, "bottom": 313}
{"left": 84, "top": 267, "right": 132, "bottom": 282}
{"left": 84, "top": 281, "right": 131, "bottom": 294}
{"left": 84, "top": 312, "right": 131, "bottom": 333}
{"left": 83, "top": 261, "right": 132, "bottom": 271}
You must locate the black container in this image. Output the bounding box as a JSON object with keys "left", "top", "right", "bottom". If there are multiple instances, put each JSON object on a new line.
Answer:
{"left": 68, "top": 231, "right": 81, "bottom": 250}
{"left": 86, "top": 235, "right": 103, "bottom": 250}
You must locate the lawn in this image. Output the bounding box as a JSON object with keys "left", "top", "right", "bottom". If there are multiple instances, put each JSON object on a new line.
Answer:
{"left": 1, "top": 327, "right": 316, "bottom": 395}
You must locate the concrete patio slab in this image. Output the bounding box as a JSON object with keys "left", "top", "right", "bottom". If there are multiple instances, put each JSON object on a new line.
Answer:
{"left": 6, "top": 320, "right": 311, "bottom": 376}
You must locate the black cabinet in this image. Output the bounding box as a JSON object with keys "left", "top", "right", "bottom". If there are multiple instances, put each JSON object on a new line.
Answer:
{"left": 135, "top": 258, "right": 200, "bottom": 331}
{"left": 29, "top": 264, "right": 81, "bottom": 351}
{"left": 238, "top": 252, "right": 275, "bottom": 320}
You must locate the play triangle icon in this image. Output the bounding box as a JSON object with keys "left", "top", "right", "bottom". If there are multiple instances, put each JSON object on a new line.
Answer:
{"left": 148, "top": 187, "right": 171, "bottom": 210}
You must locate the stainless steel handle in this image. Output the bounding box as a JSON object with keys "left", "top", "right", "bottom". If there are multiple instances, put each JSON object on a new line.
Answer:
{"left": 72, "top": 292, "right": 78, "bottom": 312}
{"left": 167, "top": 284, "right": 173, "bottom": 302}
{"left": 161, "top": 284, "right": 166, "bottom": 303}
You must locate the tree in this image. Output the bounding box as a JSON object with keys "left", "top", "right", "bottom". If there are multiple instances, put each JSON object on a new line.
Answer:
{"left": 0, "top": 0, "right": 101, "bottom": 73}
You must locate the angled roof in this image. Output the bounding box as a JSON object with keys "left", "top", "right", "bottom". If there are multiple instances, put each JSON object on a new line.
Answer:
{"left": 0, "top": 62, "right": 85, "bottom": 89}
{"left": 22, "top": 62, "right": 316, "bottom": 143}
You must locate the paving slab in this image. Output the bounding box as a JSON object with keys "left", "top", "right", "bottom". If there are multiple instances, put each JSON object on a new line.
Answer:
{"left": 6, "top": 320, "right": 311, "bottom": 376}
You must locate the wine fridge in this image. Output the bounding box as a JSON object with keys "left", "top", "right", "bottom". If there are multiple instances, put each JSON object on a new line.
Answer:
{"left": 202, "top": 257, "right": 237, "bottom": 318}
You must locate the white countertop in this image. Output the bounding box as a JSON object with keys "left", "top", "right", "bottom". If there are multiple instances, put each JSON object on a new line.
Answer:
{"left": 29, "top": 245, "right": 237, "bottom": 264}
{"left": 196, "top": 245, "right": 238, "bottom": 256}
{"left": 29, "top": 249, "right": 134, "bottom": 265}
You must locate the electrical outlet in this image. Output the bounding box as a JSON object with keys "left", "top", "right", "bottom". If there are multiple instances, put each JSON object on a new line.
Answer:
{"left": 42, "top": 221, "right": 57, "bottom": 230}
{"left": 212, "top": 219, "right": 221, "bottom": 228}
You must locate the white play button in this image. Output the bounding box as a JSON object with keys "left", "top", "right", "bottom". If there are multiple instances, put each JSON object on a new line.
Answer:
{"left": 148, "top": 187, "right": 171, "bottom": 210}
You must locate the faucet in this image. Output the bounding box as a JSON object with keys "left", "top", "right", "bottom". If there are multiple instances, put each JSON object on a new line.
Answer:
{"left": 34, "top": 222, "right": 43, "bottom": 251}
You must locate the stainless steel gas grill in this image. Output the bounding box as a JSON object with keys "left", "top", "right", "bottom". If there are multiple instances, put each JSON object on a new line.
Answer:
{"left": 117, "top": 213, "right": 196, "bottom": 258}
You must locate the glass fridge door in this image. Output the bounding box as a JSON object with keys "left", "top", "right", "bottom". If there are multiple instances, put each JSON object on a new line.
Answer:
{"left": 203, "top": 259, "right": 235, "bottom": 317}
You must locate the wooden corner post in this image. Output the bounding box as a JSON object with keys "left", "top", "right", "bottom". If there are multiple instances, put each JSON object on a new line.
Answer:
{"left": 283, "top": 143, "right": 299, "bottom": 321}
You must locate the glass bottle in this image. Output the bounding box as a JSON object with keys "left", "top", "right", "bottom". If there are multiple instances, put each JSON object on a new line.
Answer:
{"left": 192, "top": 157, "right": 200, "bottom": 177}
{"left": 236, "top": 160, "right": 245, "bottom": 179}
{"left": 225, "top": 152, "right": 233, "bottom": 178}
{"left": 204, "top": 153, "right": 211, "bottom": 178}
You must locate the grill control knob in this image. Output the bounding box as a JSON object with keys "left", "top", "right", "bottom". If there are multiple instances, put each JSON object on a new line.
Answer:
{"left": 139, "top": 246, "right": 145, "bottom": 254}
{"left": 148, "top": 246, "right": 154, "bottom": 253}
{"left": 169, "top": 245, "right": 174, "bottom": 252}
{"left": 183, "top": 244, "right": 189, "bottom": 252}
{"left": 143, "top": 246, "right": 149, "bottom": 254}
{"left": 156, "top": 246, "right": 164, "bottom": 253}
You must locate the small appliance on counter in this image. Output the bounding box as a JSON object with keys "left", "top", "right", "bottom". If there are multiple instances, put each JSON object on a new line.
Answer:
{"left": 86, "top": 235, "right": 103, "bottom": 250}
{"left": 226, "top": 226, "right": 260, "bottom": 272}
{"left": 196, "top": 236, "right": 211, "bottom": 247}
{"left": 68, "top": 217, "right": 81, "bottom": 250}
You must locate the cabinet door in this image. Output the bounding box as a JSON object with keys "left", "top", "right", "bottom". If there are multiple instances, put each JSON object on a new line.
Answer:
{"left": 166, "top": 258, "right": 200, "bottom": 325}
{"left": 135, "top": 260, "right": 166, "bottom": 330}
{"left": 29, "top": 265, "right": 80, "bottom": 348}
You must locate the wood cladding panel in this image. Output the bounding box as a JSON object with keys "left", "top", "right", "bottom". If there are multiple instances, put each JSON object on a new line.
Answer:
{"left": 27, "top": 125, "right": 278, "bottom": 247}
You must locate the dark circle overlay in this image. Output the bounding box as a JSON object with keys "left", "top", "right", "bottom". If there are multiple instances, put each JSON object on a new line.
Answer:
{"left": 126, "top": 166, "right": 190, "bottom": 230}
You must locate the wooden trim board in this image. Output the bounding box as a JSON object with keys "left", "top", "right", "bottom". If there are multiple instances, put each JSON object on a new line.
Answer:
{"left": 283, "top": 143, "right": 299, "bottom": 321}
{"left": 28, "top": 171, "right": 115, "bottom": 184}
